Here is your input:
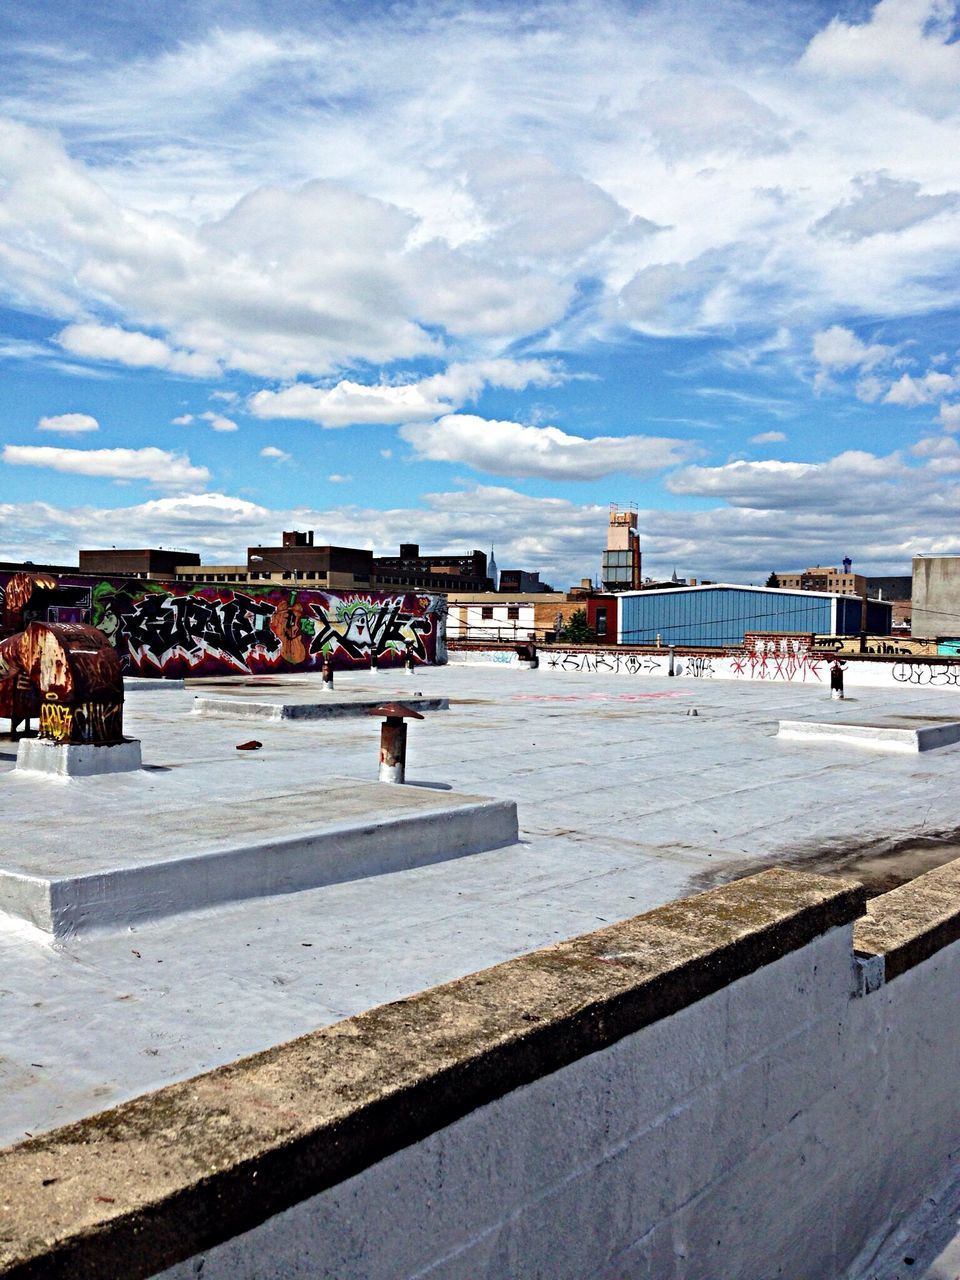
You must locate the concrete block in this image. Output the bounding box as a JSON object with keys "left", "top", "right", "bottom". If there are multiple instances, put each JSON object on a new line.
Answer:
{"left": 0, "top": 788, "right": 519, "bottom": 936}
{"left": 15, "top": 736, "right": 142, "bottom": 778}
{"left": 777, "top": 717, "right": 960, "bottom": 753}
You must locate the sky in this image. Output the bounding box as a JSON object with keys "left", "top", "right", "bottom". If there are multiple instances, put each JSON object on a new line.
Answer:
{"left": 2, "top": 0, "right": 960, "bottom": 587}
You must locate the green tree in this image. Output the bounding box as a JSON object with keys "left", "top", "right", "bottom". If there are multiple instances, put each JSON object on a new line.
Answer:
{"left": 765, "top": 572, "right": 781, "bottom": 588}
{"left": 560, "top": 608, "right": 596, "bottom": 644}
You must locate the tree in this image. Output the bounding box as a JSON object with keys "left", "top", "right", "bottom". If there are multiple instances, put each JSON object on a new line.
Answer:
{"left": 559, "top": 608, "right": 596, "bottom": 644}
{"left": 765, "top": 572, "right": 781, "bottom": 588}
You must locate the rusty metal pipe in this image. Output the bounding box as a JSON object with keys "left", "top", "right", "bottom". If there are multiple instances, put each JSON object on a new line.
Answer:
{"left": 379, "top": 716, "right": 407, "bottom": 783}
{"left": 321, "top": 655, "right": 334, "bottom": 689}
{"left": 367, "top": 702, "right": 424, "bottom": 785}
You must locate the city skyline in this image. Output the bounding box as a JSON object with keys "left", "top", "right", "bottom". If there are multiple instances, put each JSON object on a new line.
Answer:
{"left": 2, "top": 0, "right": 960, "bottom": 585}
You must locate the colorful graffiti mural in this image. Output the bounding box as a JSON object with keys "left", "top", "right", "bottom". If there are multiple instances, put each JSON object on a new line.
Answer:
{"left": 0, "top": 574, "right": 445, "bottom": 679}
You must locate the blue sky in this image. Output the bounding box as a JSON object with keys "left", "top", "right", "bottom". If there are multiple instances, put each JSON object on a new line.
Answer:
{"left": 2, "top": 0, "right": 960, "bottom": 585}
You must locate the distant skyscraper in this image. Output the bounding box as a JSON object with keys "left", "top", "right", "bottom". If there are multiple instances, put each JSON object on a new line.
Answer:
{"left": 488, "top": 545, "right": 499, "bottom": 590}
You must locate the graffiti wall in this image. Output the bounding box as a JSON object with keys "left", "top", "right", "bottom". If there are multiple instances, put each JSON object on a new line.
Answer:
{"left": 450, "top": 644, "right": 960, "bottom": 690}
{"left": 0, "top": 574, "right": 445, "bottom": 678}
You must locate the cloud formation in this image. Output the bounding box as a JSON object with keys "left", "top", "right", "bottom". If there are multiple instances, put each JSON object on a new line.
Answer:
{"left": 37, "top": 412, "right": 99, "bottom": 434}
{"left": 1, "top": 444, "right": 209, "bottom": 491}
{"left": 247, "top": 359, "right": 564, "bottom": 427}
{"left": 401, "top": 415, "right": 696, "bottom": 480}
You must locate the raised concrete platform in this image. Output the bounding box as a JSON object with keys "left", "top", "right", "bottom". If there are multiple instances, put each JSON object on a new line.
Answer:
{"left": 15, "top": 736, "right": 143, "bottom": 777}
{"left": 193, "top": 693, "right": 449, "bottom": 720}
{"left": 0, "top": 782, "right": 517, "bottom": 938}
{"left": 777, "top": 715, "right": 960, "bottom": 753}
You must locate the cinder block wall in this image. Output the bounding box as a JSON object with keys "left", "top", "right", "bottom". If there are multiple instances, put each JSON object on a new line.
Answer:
{"left": 4, "top": 865, "right": 960, "bottom": 1280}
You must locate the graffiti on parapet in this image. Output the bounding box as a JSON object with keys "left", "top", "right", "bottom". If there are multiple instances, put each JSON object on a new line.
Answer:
{"left": 308, "top": 595, "right": 432, "bottom": 663}
{"left": 111, "top": 590, "right": 281, "bottom": 673}
{"left": 684, "top": 655, "right": 714, "bottom": 679}
{"left": 546, "top": 651, "right": 663, "bottom": 675}
{"left": 731, "top": 633, "right": 823, "bottom": 683}
{"left": 892, "top": 662, "right": 960, "bottom": 687}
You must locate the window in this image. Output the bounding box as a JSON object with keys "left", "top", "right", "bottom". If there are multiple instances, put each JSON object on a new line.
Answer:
{"left": 481, "top": 606, "right": 493, "bottom": 619}
{"left": 596, "top": 607, "right": 608, "bottom": 636}
{"left": 507, "top": 606, "right": 520, "bottom": 620}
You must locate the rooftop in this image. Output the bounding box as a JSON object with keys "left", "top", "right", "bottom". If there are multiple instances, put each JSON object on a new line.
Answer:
{"left": 3, "top": 661, "right": 960, "bottom": 1151}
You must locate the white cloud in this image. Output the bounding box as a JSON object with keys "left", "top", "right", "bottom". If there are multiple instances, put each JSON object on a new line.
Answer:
{"left": 327, "top": 473, "right": 352, "bottom": 484}
{"left": 750, "top": 431, "right": 786, "bottom": 444}
{"left": 883, "top": 371, "right": 958, "bottom": 406}
{"left": 667, "top": 450, "right": 914, "bottom": 518}
{"left": 1, "top": 444, "right": 209, "bottom": 491}
{"left": 814, "top": 174, "right": 960, "bottom": 242}
{"left": 56, "top": 323, "right": 215, "bottom": 376}
{"left": 2, "top": 451, "right": 959, "bottom": 585}
{"left": 172, "top": 414, "right": 194, "bottom": 425}
{"left": 3, "top": 3, "right": 960, "bottom": 391}
{"left": 200, "top": 411, "right": 238, "bottom": 433}
{"left": 401, "top": 414, "right": 696, "bottom": 480}
{"left": 464, "top": 149, "right": 630, "bottom": 257}
{"left": 248, "top": 359, "right": 564, "bottom": 427}
{"left": 812, "top": 326, "right": 893, "bottom": 372}
{"left": 260, "top": 446, "right": 290, "bottom": 462}
{"left": 939, "top": 403, "right": 960, "bottom": 433}
{"left": 801, "top": 0, "right": 960, "bottom": 109}
{"left": 37, "top": 412, "right": 99, "bottom": 434}
{"left": 250, "top": 380, "right": 450, "bottom": 428}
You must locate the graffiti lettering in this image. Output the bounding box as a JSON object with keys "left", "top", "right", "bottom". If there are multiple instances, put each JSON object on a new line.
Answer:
{"left": 546, "top": 652, "right": 663, "bottom": 675}
{"left": 308, "top": 596, "right": 431, "bottom": 663}
{"left": 892, "top": 662, "right": 960, "bottom": 687}
{"left": 684, "top": 655, "right": 714, "bottom": 678}
{"left": 122, "top": 592, "right": 281, "bottom": 673}
{"left": 39, "top": 697, "right": 123, "bottom": 744}
{"left": 40, "top": 699, "right": 72, "bottom": 742}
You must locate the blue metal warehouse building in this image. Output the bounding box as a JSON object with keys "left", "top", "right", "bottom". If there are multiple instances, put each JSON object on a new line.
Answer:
{"left": 615, "top": 585, "right": 892, "bottom": 648}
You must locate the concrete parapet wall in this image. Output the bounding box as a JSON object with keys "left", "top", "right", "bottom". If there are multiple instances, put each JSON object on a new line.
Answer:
{"left": 450, "top": 642, "right": 960, "bottom": 689}
{"left": 5, "top": 863, "right": 960, "bottom": 1278}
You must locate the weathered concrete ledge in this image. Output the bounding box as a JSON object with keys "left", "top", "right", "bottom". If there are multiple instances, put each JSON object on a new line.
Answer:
{"left": 192, "top": 694, "right": 449, "bottom": 720}
{"left": 854, "top": 857, "right": 960, "bottom": 980}
{"left": 0, "top": 867, "right": 863, "bottom": 1280}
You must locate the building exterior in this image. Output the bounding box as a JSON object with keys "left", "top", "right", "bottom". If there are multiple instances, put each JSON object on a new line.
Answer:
{"left": 497, "top": 569, "right": 551, "bottom": 593}
{"left": 373, "top": 543, "right": 489, "bottom": 592}
{"left": 774, "top": 559, "right": 867, "bottom": 596}
{"left": 79, "top": 547, "right": 201, "bottom": 578}
{"left": 601, "top": 505, "right": 642, "bottom": 591}
{"left": 241, "top": 532, "right": 375, "bottom": 588}
{"left": 604, "top": 584, "right": 892, "bottom": 648}
{"left": 445, "top": 592, "right": 587, "bottom": 643}
{"left": 912, "top": 555, "right": 960, "bottom": 640}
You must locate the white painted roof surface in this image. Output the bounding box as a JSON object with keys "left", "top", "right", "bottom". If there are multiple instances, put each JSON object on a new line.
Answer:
{"left": 2, "top": 662, "right": 960, "bottom": 1146}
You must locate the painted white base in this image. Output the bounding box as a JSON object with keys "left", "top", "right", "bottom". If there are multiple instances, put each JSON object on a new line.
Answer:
{"left": 15, "top": 737, "right": 143, "bottom": 777}
{"left": 777, "top": 718, "right": 960, "bottom": 753}
{"left": 193, "top": 695, "right": 448, "bottom": 721}
{"left": 123, "top": 678, "right": 185, "bottom": 691}
{"left": 0, "top": 786, "right": 518, "bottom": 936}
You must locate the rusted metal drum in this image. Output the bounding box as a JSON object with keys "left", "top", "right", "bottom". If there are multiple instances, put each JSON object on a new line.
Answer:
{"left": 0, "top": 622, "right": 124, "bottom": 745}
